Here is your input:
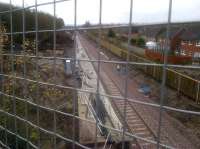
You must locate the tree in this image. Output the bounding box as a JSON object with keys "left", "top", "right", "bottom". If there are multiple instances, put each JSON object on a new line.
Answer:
{"left": 23, "top": 39, "right": 36, "bottom": 54}
{"left": 107, "top": 29, "right": 116, "bottom": 38}
{"left": 130, "top": 38, "right": 137, "bottom": 45}
{"left": 0, "top": 2, "right": 65, "bottom": 46}
{"left": 83, "top": 21, "right": 91, "bottom": 27}
{"left": 0, "top": 25, "right": 8, "bottom": 53}
{"left": 130, "top": 37, "right": 145, "bottom": 47}
{"left": 137, "top": 37, "right": 145, "bottom": 47}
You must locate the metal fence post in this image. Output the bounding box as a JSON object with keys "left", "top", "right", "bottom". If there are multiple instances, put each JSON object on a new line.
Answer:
{"left": 122, "top": 0, "right": 133, "bottom": 149}
{"left": 157, "top": 0, "right": 173, "bottom": 148}
{"left": 35, "top": 0, "right": 41, "bottom": 148}
{"left": 72, "top": 0, "right": 77, "bottom": 148}
{"left": 9, "top": 0, "right": 18, "bottom": 148}
{"left": 196, "top": 82, "right": 200, "bottom": 104}
{"left": 177, "top": 75, "right": 181, "bottom": 94}
{"left": 22, "top": 0, "right": 30, "bottom": 148}
{"left": 94, "top": 0, "right": 103, "bottom": 148}
{"left": 53, "top": 0, "right": 57, "bottom": 148}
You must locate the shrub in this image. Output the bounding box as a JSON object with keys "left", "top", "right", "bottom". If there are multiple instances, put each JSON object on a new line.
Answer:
{"left": 131, "top": 38, "right": 137, "bottom": 45}
{"left": 107, "top": 29, "right": 116, "bottom": 38}
{"left": 0, "top": 25, "right": 8, "bottom": 52}
{"left": 137, "top": 37, "right": 145, "bottom": 47}
{"left": 131, "top": 37, "right": 145, "bottom": 47}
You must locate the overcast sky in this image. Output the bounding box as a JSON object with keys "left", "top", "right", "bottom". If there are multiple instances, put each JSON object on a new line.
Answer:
{"left": 0, "top": 0, "right": 200, "bottom": 25}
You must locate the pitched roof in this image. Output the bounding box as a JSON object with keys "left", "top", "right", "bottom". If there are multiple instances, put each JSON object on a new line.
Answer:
{"left": 180, "top": 29, "right": 200, "bottom": 41}
{"left": 156, "top": 27, "right": 200, "bottom": 41}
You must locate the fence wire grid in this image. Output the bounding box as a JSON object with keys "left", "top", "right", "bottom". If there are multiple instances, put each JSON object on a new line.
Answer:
{"left": 0, "top": 0, "right": 200, "bottom": 149}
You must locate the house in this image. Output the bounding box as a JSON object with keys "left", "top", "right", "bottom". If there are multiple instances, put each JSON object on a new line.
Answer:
{"left": 179, "top": 31, "right": 200, "bottom": 57}
{"left": 153, "top": 27, "right": 200, "bottom": 55}
{"left": 145, "top": 27, "right": 200, "bottom": 64}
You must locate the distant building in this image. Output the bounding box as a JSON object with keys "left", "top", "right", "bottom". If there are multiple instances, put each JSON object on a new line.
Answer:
{"left": 145, "top": 28, "right": 200, "bottom": 63}
{"left": 180, "top": 34, "right": 200, "bottom": 57}
{"left": 154, "top": 28, "right": 200, "bottom": 55}
{"left": 145, "top": 27, "right": 200, "bottom": 64}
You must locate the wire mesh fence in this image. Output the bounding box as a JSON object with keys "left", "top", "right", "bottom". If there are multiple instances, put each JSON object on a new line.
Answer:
{"left": 0, "top": 0, "right": 200, "bottom": 149}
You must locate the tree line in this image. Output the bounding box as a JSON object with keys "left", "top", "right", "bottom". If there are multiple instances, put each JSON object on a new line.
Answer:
{"left": 0, "top": 2, "right": 65, "bottom": 48}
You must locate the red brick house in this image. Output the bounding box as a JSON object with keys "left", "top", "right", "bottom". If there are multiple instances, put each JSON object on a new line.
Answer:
{"left": 180, "top": 32, "right": 200, "bottom": 57}
{"left": 145, "top": 28, "right": 200, "bottom": 64}
{"left": 146, "top": 28, "right": 200, "bottom": 63}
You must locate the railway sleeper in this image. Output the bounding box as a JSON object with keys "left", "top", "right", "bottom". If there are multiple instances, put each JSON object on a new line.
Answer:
{"left": 134, "top": 127, "right": 148, "bottom": 132}
{"left": 118, "top": 106, "right": 134, "bottom": 111}
{"left": 139, "top": 143, "right": 156, "bottom": 149}
{"left": 126, "top": 113, "right": 137, "bottom": 117}
{"left": 127, "top": 119, "right": 141, "bottom": 124}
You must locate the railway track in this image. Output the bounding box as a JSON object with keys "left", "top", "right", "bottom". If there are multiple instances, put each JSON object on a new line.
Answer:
{"left": 79, "top": 34, "right": 157, "bottom": 148}
{"left": 99, "top": 69, "right": 157, "bottom": 149}
{"left": 79, "top": 34, "right": 200, "bottom": 149}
